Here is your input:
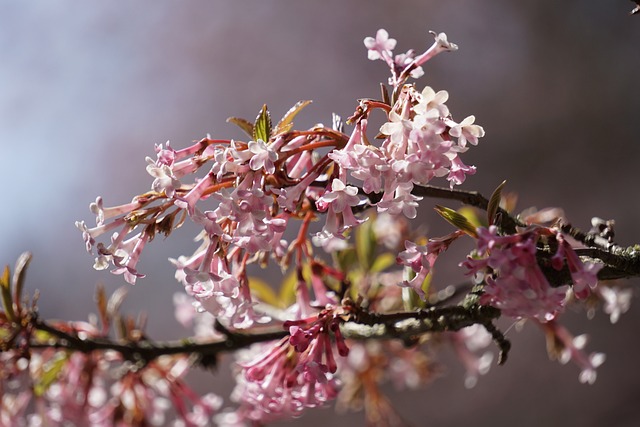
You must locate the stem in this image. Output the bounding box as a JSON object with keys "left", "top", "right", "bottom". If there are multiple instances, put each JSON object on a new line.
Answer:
{"left": 29, "top": 304, "right": 508, "bottom": 365}
{"left": 411, "top": 184, "right": 524, "bottom": 232}
{"left": 276, "top": 139, "right": 340, "bottom": 164}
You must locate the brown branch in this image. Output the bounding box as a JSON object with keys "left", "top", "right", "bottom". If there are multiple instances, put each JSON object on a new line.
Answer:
{"left": 411, "top": 184, "right": 524, "bottom": 232}
{"left": 29, "top": 304, "right": 509, "bottom": 366}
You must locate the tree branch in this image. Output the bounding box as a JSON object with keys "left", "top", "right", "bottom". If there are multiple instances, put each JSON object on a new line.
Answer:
{"left": 29, "top": 304, "right": 509, "bottom": 366}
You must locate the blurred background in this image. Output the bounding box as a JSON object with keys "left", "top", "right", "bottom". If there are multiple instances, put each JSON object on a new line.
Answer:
{"left": 2, "top": 1, "right": 640, "bottom": 426}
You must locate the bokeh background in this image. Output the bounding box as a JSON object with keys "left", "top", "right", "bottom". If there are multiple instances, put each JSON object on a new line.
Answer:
{"left": 2, "top": 1, "right": 640, "bottom": 426}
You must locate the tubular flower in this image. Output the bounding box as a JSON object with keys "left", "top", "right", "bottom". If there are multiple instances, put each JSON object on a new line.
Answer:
{"left": 463, "top": 226, "right": 568, "bottom": 322}
{"left": 231, "top": 311, "right": 348, "bottom": 424}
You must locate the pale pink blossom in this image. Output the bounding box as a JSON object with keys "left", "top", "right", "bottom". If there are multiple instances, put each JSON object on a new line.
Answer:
{"left": 597, "top": 286, "right": 632, "bottom": 324}
{"left": 364, "top": 29, "right": 396, "bottom": 65}
{"left": 377, "top": 181, "right": 421, "bottom": 219}
{"left": 413, "top": 86, "right": 449, "bottom": 118}
{"left": 539, "top": 321, "right": 606, "bottom": 384}
{"left": 447, "top": 115, "right": 485, "bottom": 147}
{"left": 146, "top": 158, "right": 181, "bottom": 197}
{"left": 248, "top": 139, "right": 278, "bottom": 174}
{"left": 463, "top": 226, "right": 568, "bottom": 321}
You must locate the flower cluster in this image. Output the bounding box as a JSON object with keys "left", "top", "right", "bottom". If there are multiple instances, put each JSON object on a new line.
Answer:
{"left": 3, "top": 27, "right": 633, "bottom": 427}
{"left": 75, "top": 31, "right": 485, "bottom": 328}
{"left": 463, "top": 225, "right": 602, "bottom": 322}
{"left": 1, "top": 321, "right": 221, "bottom": 427}
{"left": 226, "top": 310, "right": 349, "bottom": 424}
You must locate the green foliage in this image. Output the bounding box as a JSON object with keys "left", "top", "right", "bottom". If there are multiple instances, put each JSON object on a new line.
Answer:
{"left": 33, "top": 352, "right": 68, "bottom": 397}
{"left": 435, "top": 205, "right": 478, "bottom": 237}
{"left": 253, "top": 104, "right": 272, "bottom": 142}
{"left": 355, "top": 218, "right": 376, "bottom": 272}
{"left": 0, "top": 265, "right": 14, "bottom": 322}
{"left": 249, "top": 276, "right": 280, "bottom": 308}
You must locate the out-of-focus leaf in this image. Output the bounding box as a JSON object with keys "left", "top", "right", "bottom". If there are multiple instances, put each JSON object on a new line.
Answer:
{"left": 107, "top": 287, "right": 129, "bottom": 321}
{"left": 226, "top": 116, "right": 254, "bottom": 139}
{"left": 488, "top": 180, "right": 507, "bottom": 226}
{"left": 0, "top": 265, "right": 14, "bottom": 321}
{"left": 458, "top": 206, "right": 485, "bottom": 229}
{"left": 95, "top": 284, "right": 108, "bottom": 330}
{"left": 34, "top": 352, "right": 68, "bottom": 397}
{"left": 355, "top": 219, "right": 376, "bottom": 271}
{"left": 253, "top": 104, "right": 272, "bottom": 142}
{"left": 248, "top": 277, "right": 278, "bottom": 307}
{"left": 279, "top": 269, "right": 298, "bottom": 308}
{"left": 274, "top": 100, "right": 312, "bottom": 135}
{"left": 336, "top": 248, "right": 358, "bottom": 273}
{"left": 370, "top": 252, "right": 396, "bottom": 273}
{"left": 421, "top": 272, "right": 432, "bottom": 301}
{"left": 12, "top": 252, "right": 31, "bottom": 310}
{"left": 435, "top": 205, "right": 478, "bottom": 237}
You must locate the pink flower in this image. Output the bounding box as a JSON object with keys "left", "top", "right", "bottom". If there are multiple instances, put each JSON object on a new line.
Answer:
{"left": 413, "top": 31, "right": 458, "bottom": 68}
{"left": 316, "top": 178, "right": 363, "bottom": 235}
{"left": 552, "top": 231, "right": 602, "bottom": 299}
{"left": 110, "top": 231, "right": 150, "bottom": 285}
{"left": 447, "top": 156, "right": 476, "bottom": 188}
{"left": 377, "top": 181, "right": 421, "bottom": 219}
{"left": 450, "top": 325, "right": 494, "bottom": 388}
{"left": 447, "top": 115, "right": 485, "bottom": 147}
{"left": 364, "top": 29, "right": 397, "bottom": 65}
{"left": 597, "top": 286, "right": 632, "bottom": 324}
{"left": 248, "top": 139, "right": 278, "bottom": 174}
{"left": 539, "top": 321, "right": 606, "bottom": 384}
{"left": 393, "top": 49, "right": 424, "bottom": 79}
{"left": 89, "top": 196, "right": 143, "bottom": 226}
{"left": 464, "top": 226, "right": 568, "bottom": 322}
{"left": 413, "top": 86, "right": 449, "bottom": 118}
{"left": 397, "top": 232, "right": 462, "bottom": 300}
{"left": 233, "top": 312, "right": 348, "bottom": 423}
{"left": 146, "top": 158, "right": 181, "bottom": 197}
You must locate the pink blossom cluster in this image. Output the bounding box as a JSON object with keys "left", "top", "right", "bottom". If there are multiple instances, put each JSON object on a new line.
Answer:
{"left": 539, "top": 320, "right": 606, "bottom": 384}
{"left": 75, "top": 29, "right": 484, "bottom": 331}
{"left": 0, "top": 321, "right": 221, "bottom": 427}
{"left": 224, "top": 310, "right": 348, "bottom": 424}
{"left": 463, "top": 225, "right": 602, "bottom": 322}
{"left": 396, "top": 230, "right": 464, "bottom": 299}
{"left": 50, "top": 27, "right": 628, "bottom": 427}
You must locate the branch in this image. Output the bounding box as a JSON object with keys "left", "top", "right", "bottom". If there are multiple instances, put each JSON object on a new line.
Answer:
{"left": 411, "top": 184, "right": 524, "bottom": 232}
{"left": 32, "top": 317, "right": 288, "bottom": 364}
{"left": 29, "top": 304, "right": 509, "bottom": 366}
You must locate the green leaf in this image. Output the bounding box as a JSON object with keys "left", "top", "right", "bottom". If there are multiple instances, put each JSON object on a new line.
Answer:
{"left": 253, "top": 104, "right": 272, "bottom": 142}
{"left": 488, "top": 180, "right": 507, "bottom": 226}
{"left": 370, "top": 252, "right": 396, "bottom": 273}
{"left": 226, "top": 116, "right": 254, "bottom": 139}
{"left": 34, "top": 352, "right": 68, "bottom": 397}
{"left": 401, "top": 268, "right": 431, "bottom": 310}
{"left": 274, "top": 100, "right": 312, "bottom": 135}
{"left": 335, "top": 248, "right": 358, "bottom": 273}
{"left": 248, "top": 277, "right": 279, "bottom": 307}
{"left": 355, "top": 219, "right": 376, "bottom": 272}
{"left": 457, "top": 206, "right": 485, "bottom": 229}
{"left": 279, "top": 269, "right": 298, "bottom": 308}
{"left": 0, "top": 265, "right": 14, "bottom": 321}
{"left": 435, "top": 205, "right": 478, "bottom": 237}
